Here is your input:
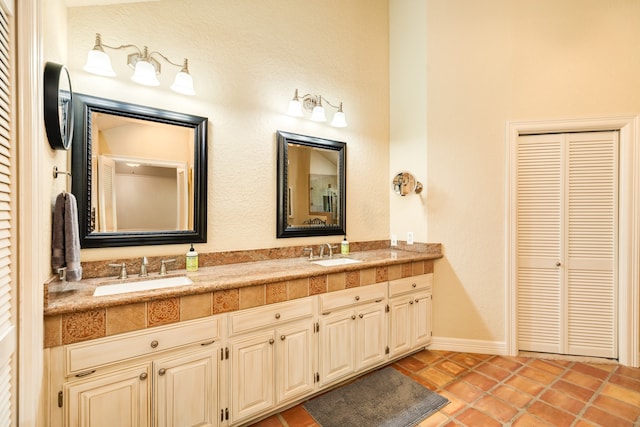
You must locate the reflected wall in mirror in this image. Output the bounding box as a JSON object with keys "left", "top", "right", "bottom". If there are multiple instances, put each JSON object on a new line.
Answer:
{"left": 72, "top": 93, "right": 208, "bottom": 247}
{"left": 277, "top": 130, "right": 346, "bottom": 238}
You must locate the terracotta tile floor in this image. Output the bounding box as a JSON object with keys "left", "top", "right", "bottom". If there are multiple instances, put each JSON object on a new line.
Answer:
{"left": 247, "top": 350, "right": 640, "bottom": 427}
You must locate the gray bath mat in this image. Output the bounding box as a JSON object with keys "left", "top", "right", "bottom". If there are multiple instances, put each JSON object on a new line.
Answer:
{"left": 303, "top": 366, "right": 449, "bottom": 427}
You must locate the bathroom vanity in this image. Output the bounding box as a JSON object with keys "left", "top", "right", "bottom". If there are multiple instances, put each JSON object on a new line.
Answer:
{"left": 44, "top": 246, "right": 441, "bottom": 427}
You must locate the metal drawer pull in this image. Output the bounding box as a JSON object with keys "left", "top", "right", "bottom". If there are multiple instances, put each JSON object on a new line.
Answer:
{"left": 410, "top": 300, "right": 414, "bottom": 305}
{"left": 275, "top": 313, "right": 281, "bottom": 319}
{"left": 201, "top": 339, "right": 215, "bottom": 346}
{"left": 351, "top": 315, "right": 356, "bottom": 320}
{"left": 139, "top": 373, "right": 148, "bottom": 381}
{"left": 281, "top": 335, "right": 286, "bottom": 341}
{"left": 412, "top": 283, "right": 417, "bottom": 288}
{"left": 556, "top": 262, "right": 561, "bottom": 267}
{"left": 415, "top": 299, "right": 420, "bottom": 303}
{"left": 158, "top": 368, "right": 166, "bottom": 376}
{"left": 75, "top": 369, "right": 96, "bottom": 378}
{"left": 355, "top": 296, "right": 360, "bottom": 301}
{"left": 359, "top": 314, "right": 364, "bottom": 318}
{"left": 150, "top": 340, "right": 159, "bottom": 348}
{"left": 269, "top": 338, "right": 275, "bottom": 344}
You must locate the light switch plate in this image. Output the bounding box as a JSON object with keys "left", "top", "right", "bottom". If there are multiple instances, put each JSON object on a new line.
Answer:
{"left": 407, "top": 231, "right": 414, "bottom": 245}
{"left": 391, "top": 234, "right": 397, "bottom": 246}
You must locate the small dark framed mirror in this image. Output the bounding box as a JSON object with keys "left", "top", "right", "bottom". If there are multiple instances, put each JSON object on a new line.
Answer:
{"left": 276, "top": 130, "right": 346, "bottom": 238}
{"left": 72, "top": 93, "right": 208, "bottom": 247}
{"left": 44, "top": 62, "right": 74, "bottom": 150}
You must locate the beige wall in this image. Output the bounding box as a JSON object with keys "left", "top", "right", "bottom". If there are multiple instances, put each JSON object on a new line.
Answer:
{"left": 420, "top": 0, "right": 640, "bottom": 343}
{"left": 62, "top": 0, "right": 390, "bottom": 261}
{"left": 45, "top": 0, "right": 640, "bottom": 353}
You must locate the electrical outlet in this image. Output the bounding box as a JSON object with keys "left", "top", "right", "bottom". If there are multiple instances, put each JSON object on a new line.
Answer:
{"left": 391, "top": 234, "right": 397, "bottom": 246}
{"left": 407, "top": 231, "right": 414, "bottom": 245}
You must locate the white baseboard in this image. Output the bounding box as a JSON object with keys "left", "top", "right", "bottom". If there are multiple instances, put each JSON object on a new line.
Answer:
{"left": 428, "top": 336, "right": 508, "bottom": 356}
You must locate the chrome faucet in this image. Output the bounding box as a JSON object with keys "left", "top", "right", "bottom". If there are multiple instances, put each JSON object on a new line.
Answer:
{"left": 139, "top": 256, "right": 149, "bottom": 277}
{"left": 319, "top": 243, "right": 336, "bottom": 258}
{"left": 303, "top": 247, "right": 314, "bottom": 260}
{"left": 159, "top": 258, "right": 176, "bottom": 276}
{"left": 109, "top": 263, "right": 128, "bottom": 280}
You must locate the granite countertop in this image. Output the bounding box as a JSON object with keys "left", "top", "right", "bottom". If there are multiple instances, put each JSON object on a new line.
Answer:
{"left": 45, "top": 249, "right": 442, "bottom": 316}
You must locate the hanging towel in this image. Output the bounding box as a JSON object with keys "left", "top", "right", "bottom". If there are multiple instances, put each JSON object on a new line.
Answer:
{"left": 52, "top": 192, "right": 82, "bottom": 281}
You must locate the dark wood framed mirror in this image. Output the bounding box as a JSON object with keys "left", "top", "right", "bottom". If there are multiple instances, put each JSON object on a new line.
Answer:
{"left": 71, "top": 93, "right": 208, "bottom": 247}
{"left": 276, "top": 130, "right": 346, "bottom": 238}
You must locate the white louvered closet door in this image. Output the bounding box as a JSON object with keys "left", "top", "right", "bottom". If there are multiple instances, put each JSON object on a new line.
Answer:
{"left": 516, "top": 131, "right": 618, "bottom": 359}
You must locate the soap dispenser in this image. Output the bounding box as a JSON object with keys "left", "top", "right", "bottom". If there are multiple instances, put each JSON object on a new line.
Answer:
{"left": 186, "top": 244, "right": 198, "bottom": 272}
{"left": 341, "top": 236, "right": 349, "bottom": 255}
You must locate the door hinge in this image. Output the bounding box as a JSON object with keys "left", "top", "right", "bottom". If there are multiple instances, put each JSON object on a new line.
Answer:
{"left": 385, "top": 346, "right": 389, "bottom": 355}
{"left": 385, "top": 304, "right": 389, "bottom": 313}
{"left": 57, "top": 391, "right": 63, "bottom": 408}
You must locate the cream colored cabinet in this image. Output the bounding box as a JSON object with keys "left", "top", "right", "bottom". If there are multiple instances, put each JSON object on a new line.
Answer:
{"left": 227, "top": 297, "right": 316, "bottom": 426}
{"left": 388, "top": 274, "right": 432, "bottom": 359}
{"left": 356, "top": 302, "right": 387, "bottom": 371}
{"left": 228, "top": 330, "right": 274, "bottom": 423}
{"left": 50, "top": 316, "right": 222, "bottom": 427}
{"left": 318, "top": 283, "right": 387, "bottom": 387}
{"left": 155, "top": 347, "right": 219, "bottom": 427}
{"left": 64, "top": 364, "right": 151, "bottom": 427}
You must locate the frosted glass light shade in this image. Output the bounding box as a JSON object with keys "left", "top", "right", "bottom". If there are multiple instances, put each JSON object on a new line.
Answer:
{"left": 310, "top": 105, "right": 327, "bottom": 122}
{"left": 287, "top": 99, "right": 303, "bottom": 117}
{"left": 330, "top": 111, "right": 347, "bottom": 127}
{"left": 84, "top": 49, "right": 116, "bottom": 77}
{"left": 131, "top": 60, "right": 160, "bottom": 86}
{"left": 171, "top": 71, "right": 196, "bottom": 95}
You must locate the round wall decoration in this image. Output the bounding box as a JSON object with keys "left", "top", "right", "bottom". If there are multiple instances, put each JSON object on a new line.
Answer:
{"left": 44, "top": 62, "right": 74, "bottom": 150}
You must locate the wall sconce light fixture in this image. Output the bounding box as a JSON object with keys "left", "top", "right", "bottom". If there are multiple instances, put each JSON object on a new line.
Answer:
{"left": 83, "top": 33, "right": 196, "bottom": 96}
{"left": 286, "top": 89, "right": 347, "bottom": 127}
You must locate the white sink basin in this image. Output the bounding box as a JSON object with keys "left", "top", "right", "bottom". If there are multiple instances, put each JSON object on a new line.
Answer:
{"left": 93, "top": 276, "right": 194, "bottom": 297}
{"left": 311, "top": 258, "right": 362, "bottom": 267}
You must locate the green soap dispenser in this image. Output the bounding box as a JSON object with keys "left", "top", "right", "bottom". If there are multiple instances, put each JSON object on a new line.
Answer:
{"left": 186, "top": 244, "right": 198, "bottom": 272}
{"left": 341, "top": 236, "right": 349, "bottom": 255}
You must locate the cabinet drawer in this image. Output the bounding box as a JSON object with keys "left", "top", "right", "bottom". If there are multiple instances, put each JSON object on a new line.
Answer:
{"left": 229, "top": 297, "right": 314, "bottom": 335}
{"left": 65, "top": 316, "right": 220, "bottom": 376}
{"left": 388, "top": 274, "right": 432, "bottom": 298}
{"left": 320, "top": 283, "right": 386, "bottom": 314}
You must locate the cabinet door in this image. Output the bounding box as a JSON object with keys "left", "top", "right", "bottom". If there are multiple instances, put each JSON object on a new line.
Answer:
{"left": 388, "top": 296, "right": 412, "bottom": 358}
{"left": 155, "top": 346, "right": 219, "bottom": 427}
{"left": 356, "top": 302, "right": 387, "bottom": 371}
{"left": 229, "top": 330, "right": 275, "bottom": 424}
{"left": 319, "top": 310, "right": 355, "bottom": 386}
{"left": 64, "top": 364, "right": 151, "bottom": 427}
{"left": 276, "top": 322, "right": 315, "bottom": 404}
{"left": 413, "top": 293, "right": 432, "bottom": 348}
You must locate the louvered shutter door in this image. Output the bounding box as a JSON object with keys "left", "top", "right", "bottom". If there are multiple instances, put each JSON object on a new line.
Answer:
{"left": 0, "top": 4, "right": 14, "bottom": 425}
{"left": 516, "top": 132, "right": 618, "bottom": 358}
{"left": 566, "top": 132, "right": 618, "bottom": 358}
{"left": 516, "top": 134, "right": 563, "bottom": 353}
